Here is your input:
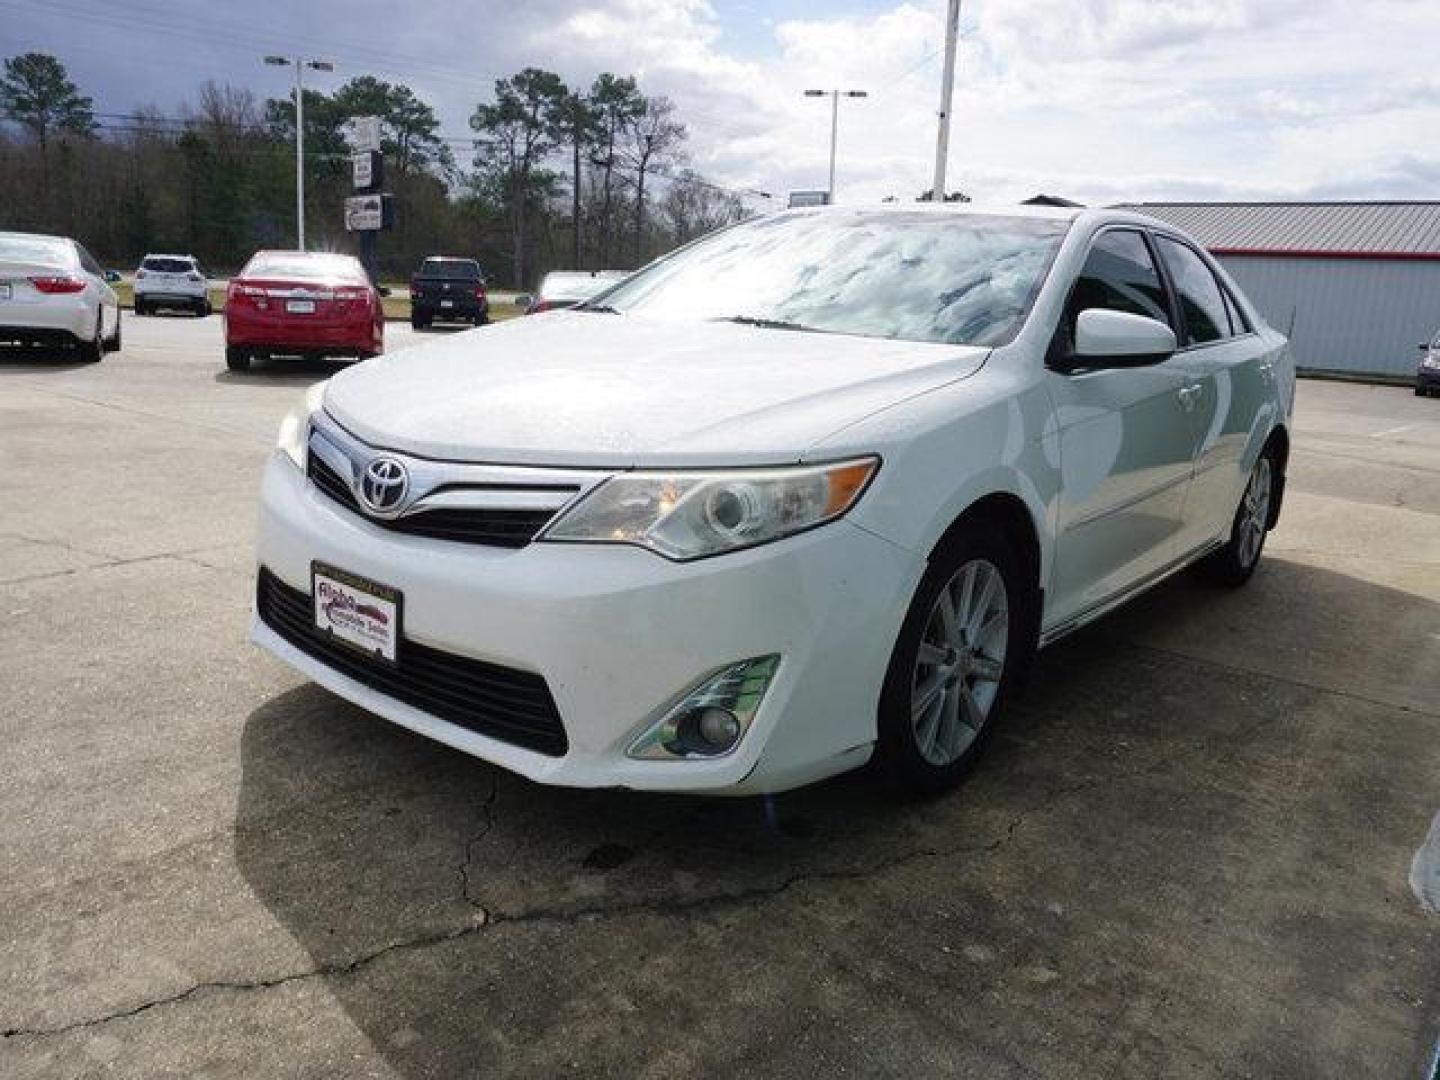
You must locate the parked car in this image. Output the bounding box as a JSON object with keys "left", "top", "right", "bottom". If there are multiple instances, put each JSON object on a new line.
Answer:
{"left": 0, "top": 230, "right": 121, "bottom": 361}
{"left": 410, "top": 256, "right": 488, "bottom": 328}
{"left": 251, "top": 205, "right": 1294, "bottom": 796}
{"left": 524, "top": 270, "right": 629, "bottom": 313}
{"left": 1417, "top": 332, "right": 1440, "bottom": 397}
{"left": 133, "top": 253, "right": 210, "bottom": 316}
{"left": 224, "top": 251, "right": 383, "bottom": 373}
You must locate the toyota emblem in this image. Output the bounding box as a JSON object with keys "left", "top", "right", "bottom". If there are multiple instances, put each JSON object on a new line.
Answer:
{"left": 359, "top": 456, "right": 409, "bottom": 516}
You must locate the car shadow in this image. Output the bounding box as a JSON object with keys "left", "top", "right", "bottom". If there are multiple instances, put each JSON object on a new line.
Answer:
{"left": 232, "top": 555, "right": 1440, "bottom": 1076}
{"left": 213, "top": 357, "right": 354, "bottom": 385}
{"left": 0, "top": 343, "right": 91, "bottom": 372}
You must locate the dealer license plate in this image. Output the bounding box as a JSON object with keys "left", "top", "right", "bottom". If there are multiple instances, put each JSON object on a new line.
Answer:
{"left": 286, "top": 299, "right": 316, "bottom": 314}
{"left": 312, "top": 562, "right": 401, "bottom": 664}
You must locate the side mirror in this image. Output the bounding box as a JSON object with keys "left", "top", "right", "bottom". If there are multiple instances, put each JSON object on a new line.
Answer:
{"left": 514, "top": 293, "right": 533, "bottom": 311}
{"left": 1068, "top": 309, "right": 1177, "bottom": 370}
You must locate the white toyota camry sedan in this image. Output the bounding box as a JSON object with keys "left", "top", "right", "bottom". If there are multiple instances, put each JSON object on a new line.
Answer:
{"left": 252, "top": 205, "right": 1294, "bottom": 796}
{"left": 0, "top": 231, "right": 121, "bottom": 360}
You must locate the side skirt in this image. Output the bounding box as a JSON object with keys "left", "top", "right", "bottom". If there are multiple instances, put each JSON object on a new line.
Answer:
{"left": 1038, "top": 537, "right": 1225, "bottom": 649}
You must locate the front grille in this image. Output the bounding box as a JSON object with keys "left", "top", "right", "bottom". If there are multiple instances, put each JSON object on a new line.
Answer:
{"left": 307, "top": 453, "right": 559, "bottom": 548}
{"left": 257, "top": 568, "right": 568, "bottom": 757}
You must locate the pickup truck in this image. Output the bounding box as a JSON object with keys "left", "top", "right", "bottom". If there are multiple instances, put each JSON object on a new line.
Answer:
{"left": 409, "top": 257, "right": 488, "bottom": 329}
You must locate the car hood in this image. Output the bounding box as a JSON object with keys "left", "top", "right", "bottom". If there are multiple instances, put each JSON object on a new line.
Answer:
{"left": 322, "top": 312, "right": 989, "bottom": 467}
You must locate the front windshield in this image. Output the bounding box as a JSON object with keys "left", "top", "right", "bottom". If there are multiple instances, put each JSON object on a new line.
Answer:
{"left": 596, "top": 210, "right": 1070, "bottom": 347}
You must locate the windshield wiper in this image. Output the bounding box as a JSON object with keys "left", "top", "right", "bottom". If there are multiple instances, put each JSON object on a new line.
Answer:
{"left": 711, "top": 315, "right": 821, "bottom": 333}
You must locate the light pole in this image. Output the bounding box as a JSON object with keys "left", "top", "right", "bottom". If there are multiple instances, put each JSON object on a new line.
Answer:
{"left": 931, "top": 0, "right": 962, "bottom": 200}
{"left": 803, "top": 88, "right": 867, "bottom": 202}
{"left": 264, "top": 55, "right": 334, "bottom": 250}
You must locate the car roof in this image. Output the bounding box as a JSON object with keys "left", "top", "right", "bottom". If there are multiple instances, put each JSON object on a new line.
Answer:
{"left": 0, "top": 231, "right": 73, "bottom": 244}
{"left": 769, "top": 203, "right": 1199, "bottom": 237}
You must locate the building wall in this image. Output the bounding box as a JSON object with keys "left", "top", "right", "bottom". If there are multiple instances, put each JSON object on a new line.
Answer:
{"left": 1217, "top": 255, "right": 1440, "bottom": 378}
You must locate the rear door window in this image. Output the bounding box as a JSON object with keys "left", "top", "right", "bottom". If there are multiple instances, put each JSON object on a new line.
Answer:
{"left": 1154, "top": 236, "right": 1230, "bottom": 345}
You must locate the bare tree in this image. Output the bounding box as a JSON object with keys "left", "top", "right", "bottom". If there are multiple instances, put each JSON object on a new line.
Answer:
{"left": 620, "top": 95, "right": 686, "bottom": 264}
{"left": 587, "top": 74, "right": 643, "bottom": 267}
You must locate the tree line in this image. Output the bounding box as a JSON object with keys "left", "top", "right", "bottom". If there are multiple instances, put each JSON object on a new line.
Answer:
{"left": 0, "top": 52, "right": 753, "bottom": 286}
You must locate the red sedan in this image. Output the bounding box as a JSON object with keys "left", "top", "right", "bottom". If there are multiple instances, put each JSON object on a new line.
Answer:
{"left": 224, "top": 251, "right": 383, "bottom": 372}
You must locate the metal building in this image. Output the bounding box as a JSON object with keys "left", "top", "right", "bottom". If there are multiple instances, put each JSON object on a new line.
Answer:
{"left": 1119, "top": 202, "right": 1440, "bottom": 379}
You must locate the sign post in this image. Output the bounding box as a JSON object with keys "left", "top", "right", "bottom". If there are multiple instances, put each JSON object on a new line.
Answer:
{"left": 346, "top": 116, "right": 390, "bottom": 284}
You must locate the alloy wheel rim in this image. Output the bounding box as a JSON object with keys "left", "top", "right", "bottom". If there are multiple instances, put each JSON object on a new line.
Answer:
{"left": 1238, "top": 458, "right": 1272, "bottom": 568}
{"left": 911, "top": 558, "right": 1009, "bottom": 767}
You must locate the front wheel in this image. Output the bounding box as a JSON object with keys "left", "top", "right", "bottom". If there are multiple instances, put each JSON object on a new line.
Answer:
{"left": 225, "top": 346, "right": 251, "bottom": 373}
{"left": 1200, "top": 450, "right": 1277, "bottom": 586}
{"left": 873, "top": 522, "right": 1033, "bottom": 796}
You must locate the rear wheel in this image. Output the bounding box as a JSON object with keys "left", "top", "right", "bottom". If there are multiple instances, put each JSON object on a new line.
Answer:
{"left": 134, "top": 300, "right": 147, "bottom": 316}
{"left": 225, "top": 346, "right": 251, "bottom": 373}
{"left": 1200, "top": 448, "right": 1277, "bottom": 586}
{"left": 874, "top": 522, "right": 1033, "bottom": 796}
{"left": 77, "top": 312, "right": 104, "bottom": 363}
{"left": 104, "top": 309, "right": 121, "bottom": 352}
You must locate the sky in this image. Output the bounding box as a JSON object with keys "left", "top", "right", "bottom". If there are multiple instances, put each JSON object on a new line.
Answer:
{"left": 3, "top": 0, "right": 1438, "bottom": 209}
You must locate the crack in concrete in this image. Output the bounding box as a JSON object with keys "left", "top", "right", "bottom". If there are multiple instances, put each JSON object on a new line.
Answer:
{"left": 457, "top": 771, "right": 499, "bottom": 913}
{"left": 1125, "top": 640, "right": 1440, "bottom": 722}
{"left": 2, "top": 767, "right": 1150, "bottom": 1043}
{"left": 2, "top": 533, "right": 249, "bottom": 587}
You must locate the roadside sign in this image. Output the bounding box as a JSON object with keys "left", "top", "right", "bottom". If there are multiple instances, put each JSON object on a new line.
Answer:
{"left": 345, "top": 194, "right": 393, "bottom": 232}
{"left": 352, "top": 150, "right": 383, "bottom": 191}
{"left": 352, "top": 116, "right": 382, "bottom": 154}
{"left": 788, "top": 190, "right": 831, "bottom": 208}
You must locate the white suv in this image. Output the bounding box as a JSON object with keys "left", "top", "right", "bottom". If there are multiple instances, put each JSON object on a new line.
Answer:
{"left": 133, "top": 254, "right": 210, "bottom": 316}
{"left": 252, "top": 205, "right": 1294, "bottom": 796}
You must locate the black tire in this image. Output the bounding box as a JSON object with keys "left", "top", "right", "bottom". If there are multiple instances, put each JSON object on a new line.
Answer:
{"left": 1199, "top": 444, "right": 1280, "bottom": 587}
{"left": 411, "top": 310, "right": 431, "bottom": 329}
{"left": 104, "top": 309, "right": 121, "bottom": 352}
{"left": 873, "top": 519, "right": 1036, "bottom": 797}
{"left": 225, "top": 346, "right": 251, "bottom": 373}
{"left": 77, "top": 312, "right": 104, "bottom": 363}
{"left": 475, "top": 310, "right": 490, "bottom": 327}
{"left": 134, "top": 300, "right": 147, "bottom": 316}
{"left": 1417, "top": 385, "right": 1428, "bottom": 397}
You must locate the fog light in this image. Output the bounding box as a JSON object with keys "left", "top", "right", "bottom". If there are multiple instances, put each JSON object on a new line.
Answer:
{"left": 628, "top": 655, "right": 779, "bottom": 760}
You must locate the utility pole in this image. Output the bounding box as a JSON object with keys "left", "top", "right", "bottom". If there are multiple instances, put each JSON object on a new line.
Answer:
{"left": 930, "top": 0, "right": 962, "bottom": 201}
{"left": 264, "top": 55, "right": 335, "bottom": 250}
{"left": 803, "top": 88, "right": 868, "bottom": 202}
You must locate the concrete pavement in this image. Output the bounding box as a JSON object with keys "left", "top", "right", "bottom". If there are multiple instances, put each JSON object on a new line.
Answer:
{"left": 1, "top": 315, "right": 1437, "bottom": 1078}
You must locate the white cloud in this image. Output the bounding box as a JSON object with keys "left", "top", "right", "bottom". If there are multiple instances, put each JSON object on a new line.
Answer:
{"left": 508, "top": 0, "right": 1440, "bottom": 207}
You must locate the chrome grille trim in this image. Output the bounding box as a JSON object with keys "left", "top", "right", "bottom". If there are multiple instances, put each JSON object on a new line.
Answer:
{"left": 305, "top": 410, "right": 611, "bottom": 546}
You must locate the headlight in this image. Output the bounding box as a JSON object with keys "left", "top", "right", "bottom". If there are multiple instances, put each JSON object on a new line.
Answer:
{"left": 1424, "top": 354, "right": 1440, "bottom": 370}
{"left": 542, "top": 457, "right": 878, "bottom": 560}
{"left": 276, "top": 382, "right": 327, "bottom": 470}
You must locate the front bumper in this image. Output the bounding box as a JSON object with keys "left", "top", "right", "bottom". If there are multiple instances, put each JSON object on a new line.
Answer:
{"left": 1417, "top": 365, "right": 1440, "bottom": 392}
{"left": 252, "top": 453, "right": 922, "bottom": 793}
